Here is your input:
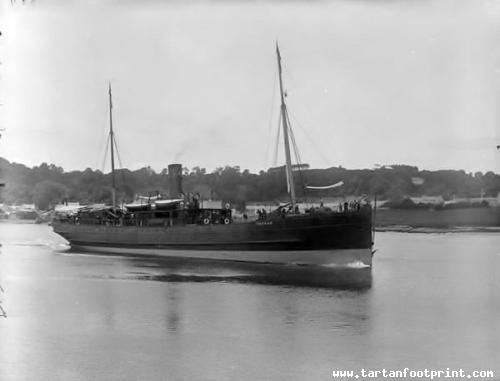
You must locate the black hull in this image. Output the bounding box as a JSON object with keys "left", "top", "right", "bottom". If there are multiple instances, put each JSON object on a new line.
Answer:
{"left": 52, "top": 210, "right": 373, "bottom": 266}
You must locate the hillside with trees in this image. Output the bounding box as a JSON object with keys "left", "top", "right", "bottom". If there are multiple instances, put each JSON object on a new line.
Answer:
{"left": 1, "top": 157, "right": 500, "bottom": 210}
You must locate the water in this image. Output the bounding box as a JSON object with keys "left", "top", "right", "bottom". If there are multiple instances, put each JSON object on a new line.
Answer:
{"left": 0, "top": 223, "right": 499, "bottom": 380}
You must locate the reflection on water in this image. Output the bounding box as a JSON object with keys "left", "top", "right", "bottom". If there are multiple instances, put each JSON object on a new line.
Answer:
{"left": 1, "top": 223, "right": 372, "bottom": 291}
{"left": 165, "top": 285, "right": 180, "bottom": 332}
{"left": 118, "top": 256, "right": 373, "bottom": 290}
{"left": 64, "top": 246, "right": 372, "bottom": 290}
{"left": 0, "top": 223, "right": 499, "bottom": 381}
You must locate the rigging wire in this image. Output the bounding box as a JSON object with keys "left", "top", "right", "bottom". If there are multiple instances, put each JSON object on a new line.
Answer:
{"left": 286, "top": 109, "right": 307, "bottom": 202}
{"left": 281, "top": 55, "right": 333, "bottom": 168}
{"left": 95, "top": 102, "right": 111, "bottom": 170}
{"left": 100, "top": 124, "right": 127, "bottom": 198}
{"left": 287, "top": 114, "right": 302, "bottom": 166}
{"left": 101, "top": 134, "right": 111, "bottom": 173}
{"left": 0, "top": 282, "right": 5, "bottom": 318}
{"left": 272, "top": 112, "right": 282, "bottom": 168}
{"left": 280, "top": 60, "right": 299, "bottom": 98}
{"left": 287, "top": 109, "right": 331, "bottom": 167}
{"left": 112, "top": 135, "right": 127, "bottom": 189}
{"left": 264, "top": 68, "right": 279, "bottom": 168}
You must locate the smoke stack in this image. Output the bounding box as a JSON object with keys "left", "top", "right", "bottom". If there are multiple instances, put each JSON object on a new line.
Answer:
{"left": 168, "top": 164, "right": 183, "bottom": 198}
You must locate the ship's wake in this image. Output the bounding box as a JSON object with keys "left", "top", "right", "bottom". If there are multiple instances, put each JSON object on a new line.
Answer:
{"left": 1, "top": 240, "right": 68, "bottom": 250}
{"left": 321, "top": 261, "right": 371, "bottom": 269}
{"left": 55, "top": 250, "right": 373, "bottom": 290}
{"left": 117, "top": 259, "right": 373, "bottom": 290}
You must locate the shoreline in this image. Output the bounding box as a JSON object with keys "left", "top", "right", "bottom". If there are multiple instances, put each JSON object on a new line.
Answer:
{"left": 375, "top": 225, "right": 500, "bottom": 233}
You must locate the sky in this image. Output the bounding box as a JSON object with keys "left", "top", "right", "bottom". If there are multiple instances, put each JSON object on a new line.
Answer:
{"left": 1, "top": 0, "right": 500, "bottom": 174}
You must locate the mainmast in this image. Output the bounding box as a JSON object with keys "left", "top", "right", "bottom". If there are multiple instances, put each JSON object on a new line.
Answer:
{"left": 276, "top": 43, "right": 296, "bottom": 209}
{"left": 108, "top": 83, "right": 116, "bottom": 210}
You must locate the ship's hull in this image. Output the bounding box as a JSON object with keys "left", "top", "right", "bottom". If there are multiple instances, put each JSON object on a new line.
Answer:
{"left": 69, "top": 245, "right": 371, "bottom": 266}
{"left": 52, "top": 211, "right": 373, "bottom": 266}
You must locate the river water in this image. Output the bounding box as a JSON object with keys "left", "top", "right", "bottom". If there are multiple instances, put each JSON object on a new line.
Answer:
{"left": 0, "top": 223, "right": 498, "bottom": 380}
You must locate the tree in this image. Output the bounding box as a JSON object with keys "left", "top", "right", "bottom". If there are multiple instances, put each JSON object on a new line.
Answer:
{"left": 32, "top": 180, "right": 67, "bottom": 210}
{"left": 2, "top": 156, "right": 500, "bottom": 206}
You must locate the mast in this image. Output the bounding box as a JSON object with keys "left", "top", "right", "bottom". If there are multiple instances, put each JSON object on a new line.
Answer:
{"left": 276, "top": 43, "right": 296, "bottom": 209}
{"left": 108, "top": 83, "right": 116, "bottom": 210}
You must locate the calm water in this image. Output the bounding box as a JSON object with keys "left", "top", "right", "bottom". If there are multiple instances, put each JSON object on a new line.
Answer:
{"left": 0, "top": 223, "right": 499, "bottom": 381}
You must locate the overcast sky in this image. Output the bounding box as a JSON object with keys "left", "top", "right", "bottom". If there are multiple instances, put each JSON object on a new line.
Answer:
{"left": 1, "top": 0, "right": 500, "bottom": 174}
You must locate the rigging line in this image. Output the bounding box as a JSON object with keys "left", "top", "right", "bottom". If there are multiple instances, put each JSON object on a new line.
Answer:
{"left": 112, "top": 135, "right": 123, "bottom": 169}
{"left": 112, "top": 135, "right": 127, "bottom": 188}
{"left": 286, "top": 109, "right": 308, "bottom": 201}
{"left": 272, "top": 112, "right": 282, "bottom": 168}
{"left": 264, "top": 68, "right": 279, "bottom": 168}
{"left": 290, "top": 126, "right": 307, "bottom": 200}
{"left": 289, "top": 125, "right": 302, "bottom": 166}
{"left": 95, "top": 105, "right": 111, "bottom": 170}
{"left": 281, "top": 60, "right": 298, "bottom": 96}
{"left": 286, "top": 110, "right": 302, "bottom": 166}
{"left": 101, "top": 135, "right": 111, "bottom": 173}
{"left": 287, "top": 109, "right": 331, "bottom": 167}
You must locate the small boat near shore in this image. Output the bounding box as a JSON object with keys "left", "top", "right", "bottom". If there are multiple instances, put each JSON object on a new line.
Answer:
{"left": 0, "top": 204, "right": 40, "bottom": 224}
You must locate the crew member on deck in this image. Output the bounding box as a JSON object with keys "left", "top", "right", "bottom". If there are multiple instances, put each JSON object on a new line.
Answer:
{"left": 257, "top": 209, "right": 262, "bottom": 220}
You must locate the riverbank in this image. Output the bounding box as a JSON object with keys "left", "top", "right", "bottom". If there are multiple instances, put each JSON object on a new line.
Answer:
{"left": 375, "top": 225, "right": 500, "bottom": 233}
{"left": 375, "top": 206, "right": 500, "bottom": 231}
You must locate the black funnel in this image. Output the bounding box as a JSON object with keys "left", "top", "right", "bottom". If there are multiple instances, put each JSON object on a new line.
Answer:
{"left": 168, "top": 164, "right": 183, "bottom": 198}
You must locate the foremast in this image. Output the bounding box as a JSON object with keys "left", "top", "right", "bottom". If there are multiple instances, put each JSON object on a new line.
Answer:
{"left": 108, "top": 83, "right": 116, "bottom": 210}
{"left": 276, "top": 43, "right": 296, "bottom": 210}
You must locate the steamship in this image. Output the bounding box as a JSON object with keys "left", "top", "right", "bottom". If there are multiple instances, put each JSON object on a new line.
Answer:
{"left": 52, "top": 46, "right": 374, "bottom": 266}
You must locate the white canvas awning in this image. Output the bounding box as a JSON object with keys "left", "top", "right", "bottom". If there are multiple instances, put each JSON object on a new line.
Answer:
{"left": 306, "top": 181, "right": 344, "bottom": 190}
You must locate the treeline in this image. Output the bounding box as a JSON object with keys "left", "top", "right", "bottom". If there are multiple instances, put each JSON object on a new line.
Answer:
{"left": 1, "top": 157, "right": 500, "bottom": 210}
